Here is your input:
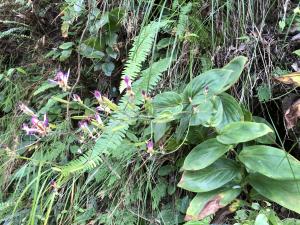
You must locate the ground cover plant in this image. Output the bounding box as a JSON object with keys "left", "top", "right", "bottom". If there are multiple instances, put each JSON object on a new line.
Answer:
{"left": 1, "top": 0, "right": 300, "bottom": 224}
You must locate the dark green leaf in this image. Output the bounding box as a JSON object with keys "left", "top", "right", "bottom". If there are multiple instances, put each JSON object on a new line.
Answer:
{"left": 101, "top": 62, "right": 115, "bottom": 76}
{"left": 157, "top": 38, "right": 174, "bottom": 50}
{"left": 217, "top": 122, "right": 273, "bottom": 144}
{"left": 154, "top": 122, "right": 169, "bottom": 142}
{"left": 248, "top": 174, "right": 300, "bottom": 214}
{"left": 252, "top": 116, "right": 276, "bottom": 144}
{"left": 59, "top": 50, "right": 72, "bottom": 61}
{"left": 216, "top": 93, "right": 244, "bottom": 130}
{"left": 222, "top": 56, "right": 247, "bottom": 91}
{"left": 182, "top": 138, "right": 232, "bottom": 170}
{"left": 153, "top": 92, "right": 183, "bottom": 113}
{"left": 178, "top": 159, "right": 240, "bottom": 192}
{"left": 239, "top": 145, "right": 300, "bottom": 180}
{"left": 78, "top": 43, "right": 105, "bottom": 59}
{"left": 59, "top": 42, "right": 74, "bottom": 50}
{"left": 183, "top": 69, "right": 232, "bottom": 104}
{"left": 190, "top": 96, "right": 223, "bottom": 127}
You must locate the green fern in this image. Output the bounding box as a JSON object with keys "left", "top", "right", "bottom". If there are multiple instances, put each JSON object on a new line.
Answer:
{"left": 119, "top": 20, "right": 168, "bottom": 92}
{"left": 61, "top": 57, "right": 171, "bottom": 175}
{"left": 176, "top": 2, "right": 192, "bottom": 39}
{"left": 0, "top": 27, "right": 28, "bottom": 39}
{"left": 0, "top": 201, "right": 13, "bottom": 211}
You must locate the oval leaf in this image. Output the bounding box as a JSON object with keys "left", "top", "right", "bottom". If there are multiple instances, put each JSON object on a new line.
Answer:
{"left": 153, "top": 91, "right": 183, "bottom": 115}
{"left": 183, "top": 69, "right": 232, "bottom": 104}
{"left": 222, "top": 56, "right": 247, "bottom": 91}
{"left": 216, "top": 93, "right": 244, "bottom": 130}
{"left": 239, "top": 145, "right": 300, "bottom": 180}
{"left": 182, "top": 138, "right": 232, "bottom": 171}
{"left": 217, "top": 122, "right": 273, "bottom": 144}
{"left": 185, "top": 186, "right": 241, "bottom": 221}
{"left": 190, "top": 96, "right": 223, "bottom": 127}
{"left": 248, "top": 174, "right": 300, "bottom": 214}
{"left": 178, "top": 159, "right": 240, "bottom": 192}
{"left": 252, "top": 116, "right": 276, "bottom": 144}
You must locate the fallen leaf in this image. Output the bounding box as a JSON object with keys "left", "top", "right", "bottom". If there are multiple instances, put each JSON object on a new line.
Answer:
{"left": 275, "top": 72, "right": 300, "bottom": 86}
{"left": 285, "top": 98, "right": 300, "bottom": 129}
{"left": 185, "top": 195, "right": 222, "bottom": 221}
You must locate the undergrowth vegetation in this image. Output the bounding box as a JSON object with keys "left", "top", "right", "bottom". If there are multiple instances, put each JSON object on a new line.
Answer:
{"left": 1, "top": 0, "right": 300, "bottom": 224}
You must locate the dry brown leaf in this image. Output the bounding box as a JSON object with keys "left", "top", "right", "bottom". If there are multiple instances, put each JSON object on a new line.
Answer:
{"left": 275, "top": 72, "right": 300, "bottom": 86}
{"left": 285, "top": 98, "right": 300, "bottom": 129}
{"left": 184, "top": 195, "right": 222, "bottom": 221}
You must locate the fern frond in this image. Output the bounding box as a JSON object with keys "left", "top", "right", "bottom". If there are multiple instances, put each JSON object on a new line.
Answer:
{"left": 119, "top": 20, "right": 168, "bottom": 92}
{"left": 0, "top": 201, "right": 13, "bottom": 211}
{"left": 61, "top": 57, "right": 172, "bottom": 175}
{"left": 0, "top": 27, "right": 28, "bottom": 39}
{"left": 176, "top": 3, "right": 192, "bottom": 38}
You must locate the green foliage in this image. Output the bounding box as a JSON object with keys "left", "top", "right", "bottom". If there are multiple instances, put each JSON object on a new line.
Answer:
{"left": 168, "top": 56, "right": 300, "bottom": 220}
{"left": 120, "top": 20, "right": 168, "bottom": 91}
{"left": 1, "top": 1, "right": 300, "bottom": 224}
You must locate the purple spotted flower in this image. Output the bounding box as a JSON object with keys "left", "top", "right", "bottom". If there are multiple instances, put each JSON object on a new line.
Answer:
{"left": 124, "top": 75, "right": 135, "bottom": 97}
{"left": 94, "top": 113, "right": 103, "bottom": 125}
{"left": 49, "top": 70, "right": 70, "bottom": 91}
{"left": 124, "top": 76, "right": 132, "bottom": 90}
{"left": 93, "top": 90, "right": 102, "bottom": 102}
{"left": 72, "top": 94, "right": 82, "bottom": 103}
{"left": 22, "top": 114, "right": 50, "bottom": 136}
{"left": 78, "top": 120, "right": 94, "bottom": 137}
{"left": 79, "top": 121, "right": 89, "bottom": 130}
{"left": 146, "top": 140, "right": 154, "bottom": 154}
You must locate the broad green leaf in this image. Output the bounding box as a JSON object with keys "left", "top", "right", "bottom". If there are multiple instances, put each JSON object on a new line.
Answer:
{"left": 222, "top": 56, "right": 247, "bottom": 91}
{"left": 178, "top": 159, "right": 240, "bottom": 192}
{"left": 248, "top": 174, "right": 300, "bottom": 214}
{"left": 185, "top": 186, "right": 241, "bottom": 221}
{"left": 101, "top": 62, "right": 115, "bottom": 76}
{"left": 157, "top": 37, "right": 174, "bottom": 50}
{"left": 84, "top": 37, "right": 105, "bottom": 51}
{"left": 190, "top": 96, "right": 223, "bottom": 127}
{"left": 153, "top": 91, "right": 183, "bottom": 116}
{"left": 183, "top": 69, "right": 232, "bottom": 104}
{"left": 153, "top": 122, "right": 169, "bottom": 142}
{"left": 59, "top": 42, "right": 74, "bottom": 50}
{"left": 106, "top": 47, "right": 118, "bottom": 59}
{"left": 182, "top": 138, "right": 232, "bottom": 170}
{"left": 175, "top": 116, "right": 190, "bottom": 142}
{"left": 59, "top": 50, "right": 72, "bottom": 61}
{"left": 186, "top": 125, "right": 209, "bottom": 145}
{"left": 78, "top": 43, "right": 105, "bottom": 59}
{"left": 252, "top": 116, "right": 276, "bottom": 144}
{"left": 255, "top": 214, "right": 269, "bottom": 225}
{"left": 239, "top": 145, "right": 300, "bottom": 180}
{"left": 216, "top": 93, "right": 244, "bottom": 130}
{"left": 217, "top": 122, "right": 273, "bottom": 144}
{"left": 106, "top": 33, "right": 118, "bottom": 47}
